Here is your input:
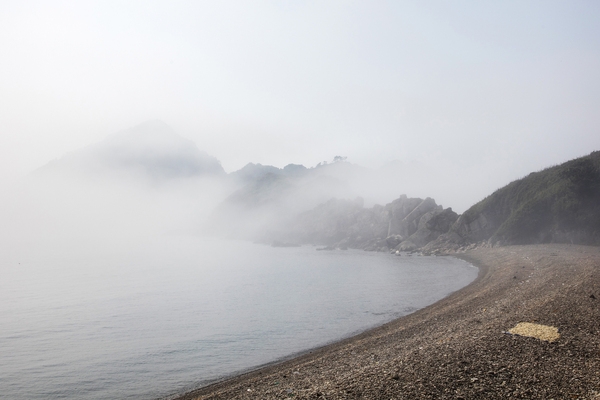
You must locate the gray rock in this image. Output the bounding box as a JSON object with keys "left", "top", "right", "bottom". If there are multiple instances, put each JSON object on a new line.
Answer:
{"left": 398, "top": 240, "right": 418, "bottom": 252}
{"left": 385, "top": 234, "right": 404, "bottom": 248}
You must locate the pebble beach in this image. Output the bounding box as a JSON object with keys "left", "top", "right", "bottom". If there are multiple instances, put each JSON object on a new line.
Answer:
{"left": 174, "top": 244, "right": 600, "bottom": 400}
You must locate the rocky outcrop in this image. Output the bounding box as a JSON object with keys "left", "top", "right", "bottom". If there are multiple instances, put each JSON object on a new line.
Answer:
{"left": 280, "top": 195, "right": 457, "bottom": 252}
{"left": 453, "top": 212, "right": 495, "bottom": 243}
{"left": 404, "top": 207, "right": 459, "bottom": 248}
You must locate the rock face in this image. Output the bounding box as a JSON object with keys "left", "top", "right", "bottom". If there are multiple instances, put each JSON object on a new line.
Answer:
{"left": 206, "top": 158, "right": 465, "bottom": 243}
{"left": 282, "top": 195, "right": 457, "bottom": 252}
{"left": 405, "top": 207, "right": 459, "bottom": 248}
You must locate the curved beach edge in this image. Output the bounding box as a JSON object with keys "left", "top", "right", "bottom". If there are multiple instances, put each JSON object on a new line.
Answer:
{"left": 171, "top": 244, "right": 600, "bottom": 400}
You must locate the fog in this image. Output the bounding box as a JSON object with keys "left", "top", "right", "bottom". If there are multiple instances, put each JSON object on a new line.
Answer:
{"left": 3, "top": 6, "right": 600, "bottom": 398}
{"left": 2, "top": 1, "right": 600, "bottom": 253}
{"left": 0, "top": 120, "right": 458, "bottom": 254}
{"left": 0, "top": 122, "right": 234, "bottom": 260}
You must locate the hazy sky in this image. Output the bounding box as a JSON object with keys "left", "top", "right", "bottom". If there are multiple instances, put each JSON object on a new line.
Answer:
{"left": 2, "top": 1, "right": 600, "bottom": 193}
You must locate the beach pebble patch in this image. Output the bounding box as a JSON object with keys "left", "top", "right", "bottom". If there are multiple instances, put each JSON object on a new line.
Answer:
{"left": 507, "top": 322, "right": 560, "bottom": 342}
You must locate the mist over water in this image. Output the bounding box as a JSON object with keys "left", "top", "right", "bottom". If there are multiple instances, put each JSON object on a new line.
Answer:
{"left": 0, "top": 121, "right": 484, "bottom": 399}
{"left": 0, "top": 235, "right": 476, "bottom": 400}
{"left": 0, "top": 123, "right": 232, "bottom": 254}
{"left": 0, "top": 126, "right": 479, "bottom": 398}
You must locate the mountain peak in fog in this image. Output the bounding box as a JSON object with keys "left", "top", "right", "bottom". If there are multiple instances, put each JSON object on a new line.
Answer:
{"left": 38, "top": 120, "right": 225, "bottom": 181}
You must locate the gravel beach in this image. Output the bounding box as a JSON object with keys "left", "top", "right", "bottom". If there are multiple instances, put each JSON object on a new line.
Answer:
{"left": 173, "top": 244, "right": 600, "bottom": 400}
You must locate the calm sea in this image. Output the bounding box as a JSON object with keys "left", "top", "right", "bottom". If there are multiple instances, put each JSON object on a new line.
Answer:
{"left": 0, "top": 236, "right": 477, "bottom": 399}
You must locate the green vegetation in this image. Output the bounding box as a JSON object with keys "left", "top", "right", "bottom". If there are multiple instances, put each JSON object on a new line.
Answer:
{"left": 459, "top": 151, "right": 600, "bottom": 245}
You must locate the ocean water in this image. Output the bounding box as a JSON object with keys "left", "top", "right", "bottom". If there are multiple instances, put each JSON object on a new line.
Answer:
{"left": 0, "top": 236, "right": 477, "bottom": 399}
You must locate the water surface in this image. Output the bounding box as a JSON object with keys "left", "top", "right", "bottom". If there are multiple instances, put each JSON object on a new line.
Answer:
{"left": 0, "top": 236, "right": 477, "bottom": 399}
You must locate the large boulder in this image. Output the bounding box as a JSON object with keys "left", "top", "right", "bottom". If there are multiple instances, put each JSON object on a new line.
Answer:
{"left": 426, "top": 207, "right": 459, "bottom": 233}
{"left": 385, "top": 234, "right": 404, "bottom": 248}
{"left": 421, "top": 231, "right": 466, "bottom": 255}
{"left": 389, "top": 197, "right": 441, "bottom": 238}
{"left": 387, "top": 195, "right": 423, "bottom": 236}
{"left": 398, "top": 240, "right": 418, "bottom": 252}
{"left": 403, "top": 207, "right": 459, "bottom": 248}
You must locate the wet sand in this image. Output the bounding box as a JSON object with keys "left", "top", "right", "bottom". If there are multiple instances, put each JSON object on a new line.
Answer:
{"left": 173, "top": 244, "right": 600, "bottom": 399}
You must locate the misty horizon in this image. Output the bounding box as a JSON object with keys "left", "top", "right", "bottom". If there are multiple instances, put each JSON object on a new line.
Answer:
{"left": 2, "top": 2, "right": 600, "bottom": 203}
{"left": 1, "top": 117, "right": 598, "bottom": 251}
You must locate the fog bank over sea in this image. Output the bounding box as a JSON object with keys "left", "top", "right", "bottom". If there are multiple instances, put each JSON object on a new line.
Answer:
{"left": 0, "top": 121, "right": 475, "bottom": 400}
{"left": 0, "top": 236, "right": 476, "bottom": 400}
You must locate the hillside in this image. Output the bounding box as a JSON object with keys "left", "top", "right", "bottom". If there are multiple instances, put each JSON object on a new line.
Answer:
{"left": 204, "top": 163, "right": 355, "bottom": 240}
{"left": 425, "top": 151, "right": 600, "bottom": 252}
{"left": 35, "top": 120, "right": 225, "bottom": 181}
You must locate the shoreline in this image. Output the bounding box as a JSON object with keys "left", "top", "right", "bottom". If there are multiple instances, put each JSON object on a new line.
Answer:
{"left": 172, "top": 244, "right": 600, "bottom": 399}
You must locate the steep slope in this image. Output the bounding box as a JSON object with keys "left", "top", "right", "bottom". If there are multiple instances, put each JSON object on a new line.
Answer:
{"left": 427, "top": 151, "right": 600, "bottom": 250}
